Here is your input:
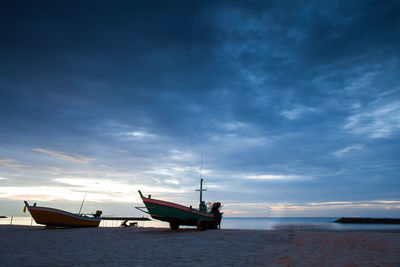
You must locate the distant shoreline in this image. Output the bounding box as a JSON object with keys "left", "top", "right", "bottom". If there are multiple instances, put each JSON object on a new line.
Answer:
{"left": 335, "top": 217, "right": 400, "bottom": 224}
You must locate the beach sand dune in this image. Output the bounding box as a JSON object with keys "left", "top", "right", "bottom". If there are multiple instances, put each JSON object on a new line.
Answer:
{"left": 0, "top": 226, "right": 399, "bottom": 266}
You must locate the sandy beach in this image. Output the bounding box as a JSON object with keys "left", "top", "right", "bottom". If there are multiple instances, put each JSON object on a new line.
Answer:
{"left": 0, "top": 226, "right": 399, "bottom": 266}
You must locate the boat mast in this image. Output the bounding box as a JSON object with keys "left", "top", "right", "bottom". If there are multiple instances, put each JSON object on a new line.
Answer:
{"left": 78, "top": 194, "right": 86, "bottom": 215}
{"left": 196, "top": 154, "right": 207, "bottom": 211}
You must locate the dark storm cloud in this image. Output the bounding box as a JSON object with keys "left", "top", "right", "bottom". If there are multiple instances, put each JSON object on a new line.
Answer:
{"left": 1, "top": 0, "right": 400, "bottom": 215}
{"left": 1, "top": 1, "right": 235, "bottom": 144}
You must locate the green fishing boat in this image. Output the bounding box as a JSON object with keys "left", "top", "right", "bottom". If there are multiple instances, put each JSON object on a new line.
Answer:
{"left": 137, "top": 179, "right": 222, "bottom": 231}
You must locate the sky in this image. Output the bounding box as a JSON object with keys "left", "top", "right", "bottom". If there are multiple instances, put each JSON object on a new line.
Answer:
{"left": 1, "top": 0, "right": 400, "bottom": 217}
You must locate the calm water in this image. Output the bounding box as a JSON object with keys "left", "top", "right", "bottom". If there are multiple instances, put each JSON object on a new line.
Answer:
{"left": 2, "top": 216, "right": 400, "bottom": 230}
{"left": 222, "top": 217, "right": 400, "bottom": 231}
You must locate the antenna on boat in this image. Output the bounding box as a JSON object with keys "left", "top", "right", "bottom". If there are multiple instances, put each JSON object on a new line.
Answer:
{"left": 200, "top": 153, "right": 203, "bottom": 180}
{"left": 78, "top": 194, "right": 87, "bottom": 215}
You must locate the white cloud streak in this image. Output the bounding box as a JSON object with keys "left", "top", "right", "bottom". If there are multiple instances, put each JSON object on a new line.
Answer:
{"left": 344, "top": 102, "right": 400, "bottom": 138}
{"left": 32, "top": 148, "right": 95, "bottom": 163}
{"left": 245, "top": 174, "right": 308, "bottom": 180}
{"left": 0, "top": 157, "right": 33, "bottom": 169}
{"left": 222, "top": 200, "right": 400, "bottom": 216}
{"left": 281, "top": 106, "right": 316, "bottom": 120}
{"left": 333, "top": 144, "right": 364, "bottom": 157}
{"left": 0, "top": 178, "right": 188, "bottom": 203}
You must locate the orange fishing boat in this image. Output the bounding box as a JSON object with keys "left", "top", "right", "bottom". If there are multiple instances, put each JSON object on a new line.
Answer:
{"left": 24, "top": 201, "right": 101, "bottom": 228}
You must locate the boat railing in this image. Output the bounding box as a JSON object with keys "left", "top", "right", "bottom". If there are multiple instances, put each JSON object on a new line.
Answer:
{"left": 135, "top": 207, "right": 151, "bottom": 214}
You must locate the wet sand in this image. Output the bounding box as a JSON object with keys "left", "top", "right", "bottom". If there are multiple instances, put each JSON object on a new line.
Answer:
{"left": 0, "top": 225, "right": 399, "bottom": 266}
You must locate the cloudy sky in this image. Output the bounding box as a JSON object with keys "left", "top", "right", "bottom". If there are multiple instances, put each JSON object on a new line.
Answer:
{"left": 1, "top": 0, "right": 400, "bottom": 217}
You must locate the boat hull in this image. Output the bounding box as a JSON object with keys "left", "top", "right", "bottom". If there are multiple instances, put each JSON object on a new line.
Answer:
{"left": 141, "top": 197, "right": 220, "bottom": 228}
{"left": 27, "top": 206, "right": 101, "bottom": 228}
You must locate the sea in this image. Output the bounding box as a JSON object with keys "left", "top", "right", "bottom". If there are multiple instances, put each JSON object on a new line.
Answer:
{"left": 2, "top": 216, "right": 400, "bottom": 231}
{"left": 222, "top": 217, "right": 400, "bottom": 231}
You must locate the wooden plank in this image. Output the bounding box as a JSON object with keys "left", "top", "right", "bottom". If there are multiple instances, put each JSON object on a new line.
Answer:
{"left": 100, "top": 217, "right": 151, "bottom": 221}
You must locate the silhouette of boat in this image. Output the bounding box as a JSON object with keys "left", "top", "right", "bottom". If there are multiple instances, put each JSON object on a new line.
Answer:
{"left": 24, "top": 201, "right": 101, "bottom": 228}
{"left": 137, "top": 179, "right": 222, "bottom": 231}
